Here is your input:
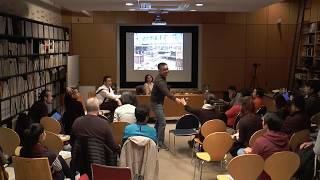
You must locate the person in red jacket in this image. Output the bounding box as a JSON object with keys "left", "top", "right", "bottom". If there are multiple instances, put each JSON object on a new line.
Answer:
{"left": 242, "top": 113, "right": 289, "bottom": 180}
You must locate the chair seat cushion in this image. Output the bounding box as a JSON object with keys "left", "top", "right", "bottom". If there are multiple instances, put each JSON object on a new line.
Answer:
{"left": 196, "top": 152, "right": 211, "bottom": 162}
{"left": 172, "top": 129, "right": 198, "bottom": 136}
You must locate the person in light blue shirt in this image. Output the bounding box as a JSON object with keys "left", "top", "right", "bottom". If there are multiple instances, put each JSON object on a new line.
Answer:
{"left": 122, "top": 105, "right": 157, "bottom": 144}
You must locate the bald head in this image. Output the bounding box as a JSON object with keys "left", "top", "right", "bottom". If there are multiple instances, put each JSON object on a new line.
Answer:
{"left": 86, "top": 97, "right": 100, "bottom": 113}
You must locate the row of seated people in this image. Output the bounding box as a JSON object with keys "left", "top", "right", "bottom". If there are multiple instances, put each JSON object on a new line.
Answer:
{"left": 11, "top": 96, "right": 157, "bottom": 180}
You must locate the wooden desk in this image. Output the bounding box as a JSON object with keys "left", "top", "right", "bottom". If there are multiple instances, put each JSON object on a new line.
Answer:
{"left": 137, "top": 94, "right": 204, "bottom": 119}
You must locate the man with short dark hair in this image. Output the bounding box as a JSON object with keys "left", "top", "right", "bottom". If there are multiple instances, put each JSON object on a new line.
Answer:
{"left": 29, "top": 89, "right": 53, "bottom": 123}
{"left": 96, "top": 76, "right": 121, "bottom": 111}
{"left": 305, "top": 81, "right": 320, "bottom": 118}
{"left": 122, "top": 105, "right": 157, "bottom": 143}
{"left": 151, "top": 62, "right": 182, "bottom": 150}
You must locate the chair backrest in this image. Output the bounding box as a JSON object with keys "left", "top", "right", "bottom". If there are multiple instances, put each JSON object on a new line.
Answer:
{"left": 12, "top": 156, "right": 53, "bottom": 180}
{"left": 0, "top": 127, "right": 20, "bottom": 156}
{"left": 40, "top": 117, "right": 61, "bottom": 134}
{"left": 289, "top": 129, "right": 311, "bottom": 152}
{"left": 111, "top": 122, "right": 129, "bottom": 146}
{"left": 176, "top": 114, "right": 200, "bottom": 129}
{"left": 91, "top": 163, "right": 131, "bottom": 180}
{"left": 203, "top": 132, "right": 233, "bottom": 161}
{"left": 227, "top": 154, "right": 264, "bottom": 180}
{"left": 42, "top": 131, "right": 63, "bottom": 155}
{"left": 264, "top": 151, "right": 300, "bottom": 180}
{"left": 200, "top": 119, "right": 226, "bottom": 138}
{"left": 249, "top": 128, "right": 267, "bottom": 147}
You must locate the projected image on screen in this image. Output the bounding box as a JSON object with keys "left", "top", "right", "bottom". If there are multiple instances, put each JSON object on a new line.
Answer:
{"left": 134, "top": 33, "right": 183, "bottom": 70}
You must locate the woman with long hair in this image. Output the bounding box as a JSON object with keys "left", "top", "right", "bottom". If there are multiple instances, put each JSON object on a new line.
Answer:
{"left": 20, "top": 123, "right": 73, "bottom": 180}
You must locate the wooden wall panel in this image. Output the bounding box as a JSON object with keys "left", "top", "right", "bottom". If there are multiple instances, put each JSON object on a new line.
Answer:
{"left": 246, "top": 7, "right": 268, "bottom": 25}
{"left": 79, "top": 58, "right": 117, "bottom": 87}
{"left": 180, "top": 12, "right": 202, "bottom": 24}
{"left": 266, "top": 25, "right": 293, "bottom": 58}
{"left": 225, "top": 13, "right": 247, "bottom": 24}
{"left": 310, "top": 0, "right": 320, "bottom": 22}
{"left": 201, "top": 12, "right": 226, "bottom": 24}
{"left": 268, "top": 2, "right": 291, "bottom": 24}
{"left": 246, "top": 25, "right": 267, "bottom": 58}
{"left": 93, "top": 12, "right": 117, "bottom": 24}
{"left": 202, "top": 59, "right": 245, "bottom": 91}
{"left": 72, "top": 24, "right": 116, "bottom": 58}
{"left": 202, "top": 24, "right": 246, "bottom": 58}
{"left": 265, "top": 59, "right": 290, "bottom": 89}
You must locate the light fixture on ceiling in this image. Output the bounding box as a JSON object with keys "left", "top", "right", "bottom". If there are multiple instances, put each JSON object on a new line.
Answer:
{"left": 195, "top": 3, "right": 203, "bottom": 7}
{"left": 152, "top": 13, "right": 167, "bottom": 26}
{"left": 125, "top": 2, "right": 134, "bottom": 6}
{"left": 190, "top": 9, "right": 197, "bottom": 12}
{"left": 129, "top": 9, "right": 136, "bottom": 11}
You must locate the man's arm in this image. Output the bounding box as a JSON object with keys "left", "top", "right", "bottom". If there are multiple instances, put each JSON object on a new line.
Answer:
{"left": 99, "top": 89, "right": 121, "bottom": 100}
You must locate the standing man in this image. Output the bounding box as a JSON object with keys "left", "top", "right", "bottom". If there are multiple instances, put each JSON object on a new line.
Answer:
{"left": 96, "top": 76, "right": 121, "bottom": 112}
{"left": 151, "top": 62, "right": 181, "bottom": 150}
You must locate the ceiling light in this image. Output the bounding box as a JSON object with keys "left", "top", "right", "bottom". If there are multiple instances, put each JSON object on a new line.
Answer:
{"left": 195, "top": 3, "right": 203, "bottom": 7}
{"left": 125, "top": 2, "right": 134, "bottom": 6}
{"left": 190, "top": 9, "right": 197, "bottom": 12}
{"left": 129, "top": 9, "right": 136, "bottom": 11}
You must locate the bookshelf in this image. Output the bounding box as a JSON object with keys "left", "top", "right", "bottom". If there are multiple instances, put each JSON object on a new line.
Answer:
{"left": 0, "top": 12, "right": 69, "bottom": 127}
{"left": 294, "top": 21, "right": 320, "bottom": 89}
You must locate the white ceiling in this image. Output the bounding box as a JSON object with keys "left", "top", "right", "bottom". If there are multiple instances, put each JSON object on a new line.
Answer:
{"left": 53, "top": 0, "right": 282, "bottom": 12}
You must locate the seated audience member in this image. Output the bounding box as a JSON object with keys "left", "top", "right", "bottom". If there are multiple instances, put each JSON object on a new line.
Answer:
{"left": 304, "top": 81, "right": 320, "bottom": 118}
{"left": 122, "top": 105, "right": 157, "bottom": 143}
{"left": 273, "top": 93, "right": 290, "bottom": 120}
{"left": 28, "top": 89, "right": 53, "bottom": 123}
{"left": 144, "top": 74, "right": 154, "bottom": 95}
{"left": 71, "top": 98, "right": 119, "bottom": 177}
{"left": 225, "top": 95, "right": 242, "bottom": 127}
{"left": 181, "top": 93, "right": 227, "bottom": 125}
{"left": 96, "top": 76, "right": 121, "bottom": 112}
{"left": 14, "top": 113, "right": 32, "bottom": 146}
{"left": 0, "top": 146, "right": 8, "bottom": 180}
{"left": 281, "top": 94, "right": 311, "bottom": 136}
{"left": 252, "top": 88, "right": 265, "bottom": 112}
{"left": 62, "top": 87, "right": 85, "bottom": 135}
{"left": 220, "top": 86, "right": 237, "bottom": 109}
{"left": 230, "top": 96, "right": 262, "bottom": 156}
{"left": 20, "top": 123, "right": 72, "bottom": 180}
{"left": 114, "top": 92, "right": 137, "bottom": 124}
{"left": 241, "top": 113, "right": 289, "bottom": 180}
{"left": 240, "top": 88, "right": 251, "bottom": 97}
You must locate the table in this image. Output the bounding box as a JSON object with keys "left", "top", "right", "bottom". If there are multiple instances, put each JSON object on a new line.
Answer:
{"left": 137, "top": 94, "right": 204, "bottom": 119}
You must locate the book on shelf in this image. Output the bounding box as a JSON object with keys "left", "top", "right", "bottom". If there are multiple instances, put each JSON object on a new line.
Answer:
{"left": 1, "top": 100, "right": 10, "bottom": 121}
{"left": 44, "top": 25, "right": 49, "bottom": 39}
{"left": 39, "top": 24, "right": 44, "bottom": 38}
{"left": 7, "top": 17, "right": 13, "bottom": 35}
{"left": 0, "top": 16, "right": 6, "bottom": 35}
{"left": 32, "top": 23, "right": 39, "bottom": 38}
{"left": 0, "top": 58, "right": 18, "bottom": 77}
{"left": 25, "top": 21, "right": 32, "bottom": 37}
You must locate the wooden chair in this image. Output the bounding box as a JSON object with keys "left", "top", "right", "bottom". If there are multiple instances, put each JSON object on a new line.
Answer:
{"left": 91, "top": 163, "right": 131, "bottom": 180}
{"left": 249, "top": 128, "right": 267, "bottom": 147}
{"left": 42, "top": 131, "right": 63, "bottom": 155}
{"left": 40, "top": 117, "right": 61, "bottom": 134}
{"left": 193, "top": 119, "right": 226, "bottom": 151}
{"left": 12, "top": 156, "right": 53, "bottom": 180}
{"left": 217, "top": 154, "right": 264, "bottom": 180}
{"left": 111, "top": 122, "right": 129, "bottom": 146}
{"left": 0, "top": 127, "right": 20, "bottom": 156}
{"left": 311, "top": 112, "right": 320, "bottom": 126}
{"left": 289, "top": 129, "right": 311, "bottom": 152}
{"left": 264, "top": 151, "right": 300, "bottom": 180}
{"left": 194, "top": 132, "right": 233, "bottom": 180}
